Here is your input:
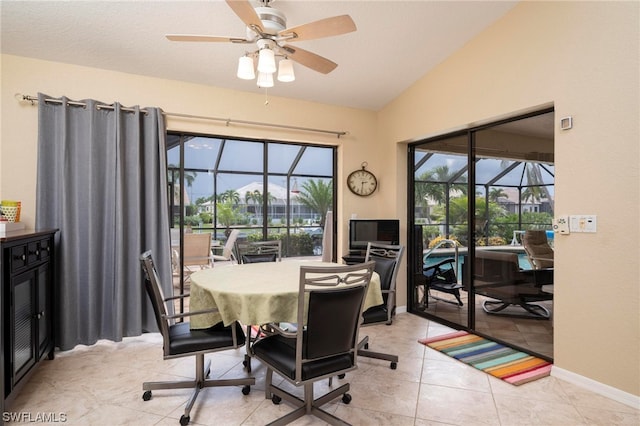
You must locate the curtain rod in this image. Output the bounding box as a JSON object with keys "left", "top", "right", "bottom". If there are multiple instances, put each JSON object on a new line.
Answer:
{"left": 165, "top": 111, "right": 348, "bottom": 138}
{"left": 18, "top": 94, "right": 144, "bottom": 114}
{"left": 17, "top": 94, "right": 348, "bottom": 139}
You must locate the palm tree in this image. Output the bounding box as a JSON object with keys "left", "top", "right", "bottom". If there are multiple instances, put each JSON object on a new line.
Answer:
{"left": 218, "top": 189, "right": 240, "bottom": 205}
{"left": 489, "top": 188, "right": 507, "bottom": 202}
{"left": 524, "top": 163, "right": 554, "bottom": 214}
{"left": 244, "top": 190, "right": 261, "bottom": 216}
{"left": 265, "top": 191, "right": 276, "bottom": 218}
{"left": 295, "top": 179, "right": 333, "bottom": 227}
{"left": 415, "top": 165, "right": 467, "bottom": 223}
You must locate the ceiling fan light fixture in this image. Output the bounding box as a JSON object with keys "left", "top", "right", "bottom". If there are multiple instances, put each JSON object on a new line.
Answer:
{"left": 166, "top": 1, "right": 358, "bottom": 91}
{"left": 256, "top": 71, "right": 274, "bottom": 88}
{"left": 257, "top": 47, "right": 276, "bottom": 74}
{"left": 237, "top": 55, "right": 255, "bottom": 80}
{"left": 277, "top": 58, "right": 295, "bottom": 82}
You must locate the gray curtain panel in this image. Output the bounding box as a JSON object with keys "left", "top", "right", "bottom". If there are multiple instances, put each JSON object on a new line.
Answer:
{"left": 35, "top": 93, "right": 172, "bottom": 351}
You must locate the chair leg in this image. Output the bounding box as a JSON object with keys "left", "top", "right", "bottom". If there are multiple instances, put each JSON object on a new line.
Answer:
{"left": 357, "top": 336, "right": 398, "bottom": 369}
{"left": 200, "top": 353, "right": 255, "bottom": 391}
{"left": 267, "top": 385, "right": 306, "bottom": 426}
{"left": 266, "top": 376, "right": 351, "bottom": 426}
{"left": 519, "top": 302, "right": 550, "bottom": 318}
{"left": 244, "top": 325, "right": 253, "bottom": 372}
{"left": 264, "top": 368, "right": 274, "bottom": 400}
{"left": 143, "top": 379, "right": 198, "bottom": 392}
{"left": 143, "top": 353, "right": 255, "bottom": 424}
{"left": 427, "top": 289, "right": 464, "bottom": 307}
{"left": 482, "top": 300, "right": 550, "bottom": 319}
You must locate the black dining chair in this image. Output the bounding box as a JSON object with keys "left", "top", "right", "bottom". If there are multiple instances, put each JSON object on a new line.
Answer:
{"left": 234, "top": 239, "right": 282, "bottom": 264}
{"left": 235, "top": 240, "right": 282, "bottom": 372}
{"left": 139, "top": 251, "right": 255, "bottom": 426}
{"left": 234, "top": 239, "right": 282, "bottom": 372}
{"left": 251, "top": 261, "right": 375, "bottom": 425}
{"left": 358, "top": 242, "right": 405, "bottom": 369}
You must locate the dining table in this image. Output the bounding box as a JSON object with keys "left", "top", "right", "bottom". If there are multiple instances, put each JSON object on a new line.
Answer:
{"left": 188, "top": 260, "right": 382, "bottom": 330}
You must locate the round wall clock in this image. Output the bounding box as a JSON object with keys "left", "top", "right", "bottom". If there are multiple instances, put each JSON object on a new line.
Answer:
{"left": 347, "top": 162, "right": 378, "bottom": 196}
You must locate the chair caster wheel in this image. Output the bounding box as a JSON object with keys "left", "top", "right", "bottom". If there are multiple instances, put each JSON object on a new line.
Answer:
{"left": 390, "top": 362, "right": 397, "bottom": 370}
{"left": 338, "top": 374, "right": 346, "bottom": 379}
{"left": 342, "top": 393, "right": 352, "bottom": 404}
{"left": 272, "top": 395, "right": 282, "bottom": 404}
{"left": 142, "top": 390, "right": 152, "bottom": 401}
{"left": 364, "top": 343, "right": 369, "bottom": 349}
{"left": 242, "top": 385, "right": 251, "bottom": 395}
{"left": 179, "top": 414, "right": 190, "bottom": 425}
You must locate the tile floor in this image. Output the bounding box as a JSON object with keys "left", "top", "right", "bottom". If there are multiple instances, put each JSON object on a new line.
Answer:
{"left": 5, "top": 313, "right": 639, "bottom": 425}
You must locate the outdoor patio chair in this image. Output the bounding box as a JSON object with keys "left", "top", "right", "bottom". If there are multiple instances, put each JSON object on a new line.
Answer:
{"left": 212, "top": 229, "right": 239, "bottom": 265}
{"left": 423, "top": 257, "right": 463, "bottom": 307}
{"left": 473, "top": 250, "right": 553, "bottom": 319}
{"left": 522, "top": 230, "right": 554, "bottom": 270}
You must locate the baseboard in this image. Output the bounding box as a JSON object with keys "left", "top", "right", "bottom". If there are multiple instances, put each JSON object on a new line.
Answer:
{"left": 552, "top": 366, "right": 640, "bottom": 409}
{"left": 396, "top": 305, "right": 407, "bottom": 314}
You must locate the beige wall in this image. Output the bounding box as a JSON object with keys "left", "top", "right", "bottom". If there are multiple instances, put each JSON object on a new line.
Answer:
{"left": 379, "top": 1, "right": 639, "bottom": 397}
{"left": 1, "top": 0, "right": 638, "bottom": 399}
{"left": 0, "top": 54, "right": 387, "bottom": 254}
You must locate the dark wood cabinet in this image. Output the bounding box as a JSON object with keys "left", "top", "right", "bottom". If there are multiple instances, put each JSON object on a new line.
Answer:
{"left": 1, "top": 229, "right": 57, "bottom": 417}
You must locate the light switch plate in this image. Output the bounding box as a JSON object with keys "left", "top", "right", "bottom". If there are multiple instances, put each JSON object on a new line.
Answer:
{"left": 569, "top": 215, "right": 597, "bottom": 233}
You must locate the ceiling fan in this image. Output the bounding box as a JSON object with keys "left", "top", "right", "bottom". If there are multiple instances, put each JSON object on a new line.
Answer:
{"left": 165, "top": 0, "right": 357, "bottom": 81}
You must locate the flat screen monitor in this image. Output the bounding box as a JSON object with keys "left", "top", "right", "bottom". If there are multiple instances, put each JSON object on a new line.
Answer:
{"left": 349, "top": 219, "right": 400, "bottom": 252}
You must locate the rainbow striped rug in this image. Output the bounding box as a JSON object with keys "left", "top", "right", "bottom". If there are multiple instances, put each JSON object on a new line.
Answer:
{"left": 418, "top": 330, "right": 552, "bottom": 385}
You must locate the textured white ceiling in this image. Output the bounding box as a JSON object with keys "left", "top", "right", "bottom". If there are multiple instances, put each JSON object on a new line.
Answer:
{"left": 1, "top": 1, "right": 518, "bottom": 111}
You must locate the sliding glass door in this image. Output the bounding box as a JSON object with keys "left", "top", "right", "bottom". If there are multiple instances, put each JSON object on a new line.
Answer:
{"left": 410, "top": 133, "right": 469, "bottom": 329}
{"left": 409, "top": 109, "right": 554, "bottom": 360}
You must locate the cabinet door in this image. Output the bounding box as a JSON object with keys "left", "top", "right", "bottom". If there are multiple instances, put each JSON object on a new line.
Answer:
{"left": 36, "top": 264, "right": 51, "bottom": 359}
{"left": 11, "top": 269, "right": 37, "bottom": 386}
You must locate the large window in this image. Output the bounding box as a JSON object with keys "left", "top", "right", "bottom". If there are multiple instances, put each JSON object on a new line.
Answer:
{"left": 167, "top": 133, "right": 336, "bottom": 260}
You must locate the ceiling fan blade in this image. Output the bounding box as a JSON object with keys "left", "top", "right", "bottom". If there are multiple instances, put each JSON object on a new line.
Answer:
{"left": 279, "top": 15, "right": 356, "bottom": 42}
{"left": 166, "top": 34, "right": 250, "bottom": 43}
{"left": 283, "top": 45, "right": 337, "bottom": 74}
{"left": 226, "top": 0, "right": 264, "bottom": 33}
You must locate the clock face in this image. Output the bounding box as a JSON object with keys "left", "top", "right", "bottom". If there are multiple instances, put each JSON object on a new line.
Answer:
{"left": 347, "top": 169, "right": 377, "bottom": 196}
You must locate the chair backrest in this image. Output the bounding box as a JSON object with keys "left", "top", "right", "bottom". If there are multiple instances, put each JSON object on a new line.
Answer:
{"left": 235, "top": 240, "right": 282, "bottom": 264}
{"left": 474, "top": 250, "right": 522, "bottom": 285}
{"left": 182, "top": 233, "right": 212, "bottom": 267}
{"left": 296, "top": 261, "right": 375, "bottom": 381}
{"left": 522, "top": 230, "right": 554, "bottom": 269}
{"left": 221, "top": 229, "right": 240, "bottom": 260}
{"left": 365, "top": 242, "right": 405, "bottom": 306}
{"left": 139, "top": 251, "right": 171, "bottom": 350}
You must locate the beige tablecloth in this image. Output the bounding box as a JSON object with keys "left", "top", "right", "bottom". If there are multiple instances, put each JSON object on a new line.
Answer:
{"left": 189, "top": 261, "right": 382, "bottom": 329}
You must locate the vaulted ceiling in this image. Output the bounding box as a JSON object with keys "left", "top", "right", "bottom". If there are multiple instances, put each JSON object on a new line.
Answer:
{"left": 1, "top": 1, "right": 518, "bottom": 111}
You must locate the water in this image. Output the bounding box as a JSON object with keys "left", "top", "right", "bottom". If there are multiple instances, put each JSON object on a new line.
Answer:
{"left": 423, "top": 252, "right": 532, "bottom": 278}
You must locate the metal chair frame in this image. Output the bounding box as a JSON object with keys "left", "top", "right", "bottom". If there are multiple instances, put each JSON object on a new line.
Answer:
{"left": 139, "top": 251, "right": 255, "bottom": 426}
{"left": 252, "top": 262, "right": 375, "bottom": 426}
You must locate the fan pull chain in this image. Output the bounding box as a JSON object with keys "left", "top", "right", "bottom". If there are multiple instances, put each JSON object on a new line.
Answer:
{"left": 264, "top": 88, "right": 269, "bottom": 106}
